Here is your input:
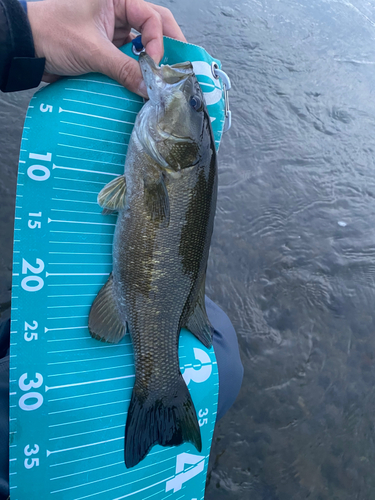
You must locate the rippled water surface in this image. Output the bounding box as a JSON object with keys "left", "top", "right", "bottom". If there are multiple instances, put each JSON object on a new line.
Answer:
{"left": 2, "top": 0, "right": 375, "bottom": 498}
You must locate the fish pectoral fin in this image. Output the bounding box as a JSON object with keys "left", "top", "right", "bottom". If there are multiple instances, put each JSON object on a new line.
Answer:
{"left": 98, "top": 175, "right": 127, "bottom": 214}
{"left": 88, "top": 273, "right": 127, "bottom": 343}
{"left": 143, "top": 174, "right": 170, "bottom": 224}
{"left": 184, "top": 280, "right": 213, "bottom": 349}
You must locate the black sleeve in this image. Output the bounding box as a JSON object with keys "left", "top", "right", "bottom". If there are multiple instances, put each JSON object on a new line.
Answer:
{"left": 0, "top": 0, "right": 45, "bottom": 92}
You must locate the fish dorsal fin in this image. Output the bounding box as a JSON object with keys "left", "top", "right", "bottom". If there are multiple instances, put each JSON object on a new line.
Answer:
{"left": 144, "top": 174, "right": 170, "bottom": 224}
{"left": 98, "top": 175, "right": 127, "bottom": 213}
{"left": 88, "top": 273, "right": 127, "bottom": 343}
{"left": 184, "top": 278, "right": 213, "bottom": 349}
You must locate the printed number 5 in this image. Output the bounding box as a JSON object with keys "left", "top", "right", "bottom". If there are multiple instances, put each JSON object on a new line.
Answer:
{"left": 182, "top": 348, "right": 212, "bottom": 386}
{"left": 24, "top": 458, "right": 39, "bottom": 469}
{"left": 40, "top": 103, "right": 52, "bottom": 112}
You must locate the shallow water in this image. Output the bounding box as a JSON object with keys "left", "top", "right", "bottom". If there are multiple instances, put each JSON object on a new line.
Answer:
{"left": 2, "top": 0, "right": 375, "bottom": 498}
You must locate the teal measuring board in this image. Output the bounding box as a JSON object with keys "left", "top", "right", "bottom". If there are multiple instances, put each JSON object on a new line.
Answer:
{"left": 9, "top": 38, "right": 226, "bottom": 500}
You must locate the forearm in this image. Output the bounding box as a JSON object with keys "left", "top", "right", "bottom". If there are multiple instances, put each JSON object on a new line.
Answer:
{"left": 0, "top": 0, "right": 45, "bottom": 92}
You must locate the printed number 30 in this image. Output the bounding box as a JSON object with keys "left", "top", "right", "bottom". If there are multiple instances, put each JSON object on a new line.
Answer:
{"left": 19, "top": 373, "right": 43, "bottom": 392}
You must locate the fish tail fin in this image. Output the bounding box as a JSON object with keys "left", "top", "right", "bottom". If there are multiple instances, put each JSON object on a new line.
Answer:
{"left": 124, "top": 375, "right": 202, "bottom": 468}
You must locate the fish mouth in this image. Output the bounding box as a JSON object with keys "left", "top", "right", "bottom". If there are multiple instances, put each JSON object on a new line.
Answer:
{"left": 139, "top": 53, "right": 194, "bottom": 102}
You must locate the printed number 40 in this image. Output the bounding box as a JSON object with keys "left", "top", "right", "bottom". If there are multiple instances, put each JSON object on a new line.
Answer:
{"left": 166, "top": 453, "right": 205, "bottom": 493}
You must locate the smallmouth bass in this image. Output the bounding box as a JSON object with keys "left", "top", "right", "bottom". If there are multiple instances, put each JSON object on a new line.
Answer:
{"left": 89, "top": 52, "right": 218, "bottom": 468}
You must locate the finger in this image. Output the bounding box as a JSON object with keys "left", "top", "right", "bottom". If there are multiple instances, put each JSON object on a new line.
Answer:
{"left": 92, "top": 38, "right": 148, "bottom": 97}
{"left": 124, "top": 0, "right": 164, "bottom": 62}
{"left": 41, "top": 73, "right": 62, "bottom": 84}
{"left": 112, "top": 29, "right": 138, "bottom": 48}
{"left": 148, "top": 3, "right": 186, "bottom": 43}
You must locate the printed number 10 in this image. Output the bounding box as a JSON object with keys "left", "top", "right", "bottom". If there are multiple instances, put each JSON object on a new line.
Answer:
{"left": 27, "top": 152, "right": 52, "bottom": 182}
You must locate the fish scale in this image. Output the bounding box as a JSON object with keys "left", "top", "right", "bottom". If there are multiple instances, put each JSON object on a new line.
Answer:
{"left": 9, "top": 38, "right": 226, "bottom": 499}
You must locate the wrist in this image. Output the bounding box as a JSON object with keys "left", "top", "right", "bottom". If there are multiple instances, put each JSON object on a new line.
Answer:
{"left": 0, "top": 0, "right": 45, "bottom": 92}
{"left": 27, "top": 1, "right": 45, "bottom": 59}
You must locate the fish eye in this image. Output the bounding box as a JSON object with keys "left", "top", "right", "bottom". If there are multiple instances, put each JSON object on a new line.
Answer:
{"left": 189, "top": 95, "right": 202, "bottom": 111}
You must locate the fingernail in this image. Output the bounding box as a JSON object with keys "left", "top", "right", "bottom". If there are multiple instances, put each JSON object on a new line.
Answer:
{"left": 138, "top": 80, "right": 148, "bottom": 99}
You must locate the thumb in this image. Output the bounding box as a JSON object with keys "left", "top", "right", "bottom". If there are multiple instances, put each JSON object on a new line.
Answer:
{"left": 92, "top": 40, "right": 148, "bottom": 98}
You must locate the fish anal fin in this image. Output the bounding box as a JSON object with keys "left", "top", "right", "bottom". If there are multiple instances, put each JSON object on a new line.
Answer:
{"left": 125, "top": 375, "right": 201, "bottom": 468}
{"left": 143, "top": 174, "right": 170, "bottom": 224}
{"left": 88, "top": 273, "right": 126, "bottom": 343}
{"left": 184, "top": 279, "right": 213, "bottom": 349}
{"left": 98, "top": 175, "right": 127, "bottom": 213}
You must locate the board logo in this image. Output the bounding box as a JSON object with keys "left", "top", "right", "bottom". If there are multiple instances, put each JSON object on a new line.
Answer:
{"left": 182, "top": 347, "right": 213, "bottom": 386}
{"left": 192, "top": 61, "right": 223, "bottom": 107}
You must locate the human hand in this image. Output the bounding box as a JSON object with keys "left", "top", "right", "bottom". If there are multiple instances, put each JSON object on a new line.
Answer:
{"left": 27, "top": 0, "right": 186, "bottom": 97}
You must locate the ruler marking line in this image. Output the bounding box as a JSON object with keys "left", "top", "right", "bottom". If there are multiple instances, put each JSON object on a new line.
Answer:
{"left": 49, "top": 423, "right": 124, "bottom": 441}
{"left": 48, "top": 363, "right": 133, "bottom": 378}
{"left": 59, "top": 106, "right": 134, "bottom": 126}
{"left": 64, "top": 87, "right": 142, "bottom": 104}
{"left": 45, "top": 374, "right": 134, "bottom": 391}
{"left": 50, "top": 448, "right": 124, "bottom": 467}
{"left": 47, "top": 353, "right": 131, "bottom": 366}
{"left": 59, "top": 131, "right": 128, "bottom": 146}
{"left": 48, "top": 218, "right": 116, "bottom": 226}
{"left": 49, "top": 411, "right": 127, "bottom": 428}
{"left": 48, "top": 398, "right": 131, "bottom": 415}
{"left": 54, "top": 176, "right": 106, "bottom": 186}
{"left": 48, "top": 386, "right": 130, "bottom": 402}
{"left": 50, "top": 460, "right": 125, "bottom": 480}
{"left": 47, "top": 436, "right": 123, "bottom": 456}
{"left": 48, "top": 252, "right": 112, "bottom": 256}
{"left": 74, "top": 470, "right": 175, "bottom": 500}
{"left": 53, "top": 163, "right": 120, "bottom": 174}
{"left": 52, "top": 198, "right": 98, "bottom": 205}
{"left": 62, "top": 98, "right": 138, "bottom": 115}
{"left": 60, "top": 120, "right": 131, "bottom": 136}
{"left": 50, "top": 209, "right": 103, "bottom": 216}
{"left": 56, "top": 155, "right": 123, "bottom": 166}
{"left": 47, "top": 343, "right": 130, "bottom": 354}
{"left": 51, "top": 466, "right": 174, "bottom": 496}
{"left": 58, "top": 143, "right": 126, "bottom": 156}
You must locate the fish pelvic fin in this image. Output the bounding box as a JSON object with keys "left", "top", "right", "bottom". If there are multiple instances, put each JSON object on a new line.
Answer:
{"left": 124, "top": 375, "right": 202, "bottom": 468}
{"left": 88, "top": 273, "right": 127, "bottom": 343}
{"left": 143, "top": 174, "right": 170, "bottom": 225}
{"left": 98, "top": 175, "right": 126, "bottom": 214}
{"left": 184, "top": 278, "right": 213, "bottom": 349}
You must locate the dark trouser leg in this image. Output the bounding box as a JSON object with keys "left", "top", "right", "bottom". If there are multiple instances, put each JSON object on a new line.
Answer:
{"left": 0, "top": 318, "right": 10, "bottom": 500}
{"left": 206, "top": 296, "right": 243, "bottom": 420}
